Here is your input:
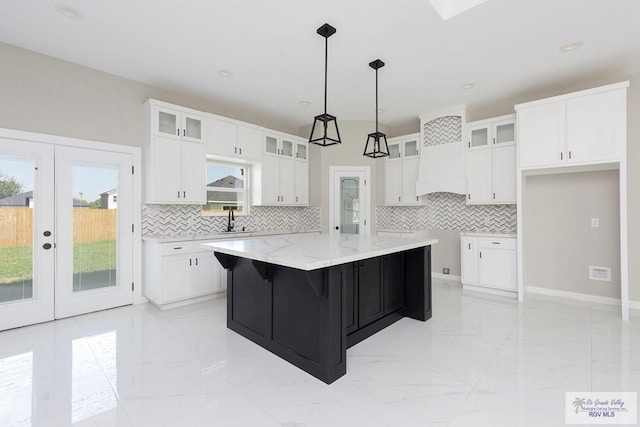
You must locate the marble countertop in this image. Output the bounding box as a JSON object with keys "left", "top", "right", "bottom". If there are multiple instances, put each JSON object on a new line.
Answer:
{"left": 201, "top": 233, "right": 438, "bottom": 271}
{"left": 459, "top": 231, "right": 517, "bottom": 238}
{"left": 142, "top": 229, "right": 320, "bottom": 243}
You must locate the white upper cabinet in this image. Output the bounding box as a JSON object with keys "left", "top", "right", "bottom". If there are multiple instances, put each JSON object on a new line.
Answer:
{"left": 209, "top": 119, "right": 262, "bottom": 161}
{"left": 145, "top": 100, "right": 207, "bottom": 204}
{"left": 384, "top": 133, "right": 425, "bottom": 206}
{"left": 464, "top": 115, "right": 516, "bottom": 205}
{"left": 517, "top": 82, "right": 628, "bottom": 169}
{"left": 153, "top": 105, "right": 206, "bottom": 144}
{"left": 253, "top": 134, "right": 307, "bottom": 206}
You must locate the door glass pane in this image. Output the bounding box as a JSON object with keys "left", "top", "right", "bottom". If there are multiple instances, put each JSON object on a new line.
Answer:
{"left": 185, "top": 116, "right": 202, "bottom": 140}
{"left": 404, "top": 140, "right": 418, "bottom": 156}
{"left": 158, "top": 111, "right": 177, "bottom": 135}
{"left": 296, "top": 143, "right": 307, "bottom": 160}
{"left": 0, "top": 155, "right": 34, "bottom": 303}
{"left": 265, "top": 136, "right": 278, "bottom": 154}
{"left": 389, "top": 144, "right": 400, "bottom": 159}
{"left": 72, "top": 164, "right": 118, "bottom": 292}
{"left": 340, "top": 177, "right": 359, "bottom": 235}
{"left": 281, "top": 140, "right": 293, "bottom": 157}
{"left": 471, "top": 128, "right": 489, "bottom": 147}
{"left": 495, "top": 123, "right": 515, "bottom": 144}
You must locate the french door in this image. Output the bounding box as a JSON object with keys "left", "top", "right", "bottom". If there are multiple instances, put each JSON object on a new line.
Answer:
{"left": 0, "top": 138, "right": 134, "bottom": 331}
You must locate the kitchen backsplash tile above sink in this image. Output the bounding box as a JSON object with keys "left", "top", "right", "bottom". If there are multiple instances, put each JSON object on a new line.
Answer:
{"left": 143, "top": 204, "right": 320, "bottom": 236}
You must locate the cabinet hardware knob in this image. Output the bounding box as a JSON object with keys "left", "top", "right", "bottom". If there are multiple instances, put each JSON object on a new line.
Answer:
{"left": 493, "top": 138, "right": 496, "bottom": 144}
{"left": 195, "top": 258, "right": 198, "bottom": 266}
{"left": 568, "top": 150, "right": 572, "bottom": 159}
{"left": 468, "top": 243, "right": 471, "bottom": 250}
{"left": 183, "top": 129, "right": 186, "bottom": 137}
{"left": 235, "top": 147, "right": 237, "bottom": 154}
{"left": 492, "top": 242, "right": 500, "bottom": 245}
{"left": 560, "top": 152, "right": 563, "bottom": 160}
{"left": 189, "top": 258, "right": 192, "bottom": 266}
{"left": 493, "top": 192, "right": 495, "bottom": 199}
{"left": 174, "top": 246, "right": 182, "bottom": 250}
{"left": 239, "top": 148, "right": 242, "bottom": 155}
{"left": 480, "top": 252, "right": 482, "bottom": 258}
{"left": 398, "top": 196, "right": 401, "bottom": 202}
{"left": 177, "top": 191, "right": 180, "bottom": 198}
{"left": 183, "top": 191, "right": 186, "bottom": 198}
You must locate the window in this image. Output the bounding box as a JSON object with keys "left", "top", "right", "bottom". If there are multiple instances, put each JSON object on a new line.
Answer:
{"left": 202, "top": 160, "right": 248, "bottom": 215}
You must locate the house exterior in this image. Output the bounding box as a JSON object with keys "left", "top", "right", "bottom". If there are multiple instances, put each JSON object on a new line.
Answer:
{"left": 0, "top": 190, "right": 33, "bottom": 208}
{"left": 100, "top": 188, "right": 118, "bottom": 209}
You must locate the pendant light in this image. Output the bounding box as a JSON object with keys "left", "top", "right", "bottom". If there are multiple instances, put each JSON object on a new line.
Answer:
{"left": 309, "top": 23, "right": 342, "bottom": 146}
{"left": 363, "top": 59, "right": 389, "bottom": 158}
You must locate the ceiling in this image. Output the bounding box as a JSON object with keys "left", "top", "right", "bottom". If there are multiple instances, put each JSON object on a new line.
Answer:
{"left": 1, "top": 0, "right": 640, "bottom": 131}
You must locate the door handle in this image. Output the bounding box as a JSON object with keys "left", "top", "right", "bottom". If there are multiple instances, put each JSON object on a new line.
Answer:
{"left": 43, "top": 243, "right": 52, "bottom": 250}
{"left": 335, "top": 226, "right": 339, "bottom": 230}
{"left": 43, "top": 231, "right": 52, "bottom": 237}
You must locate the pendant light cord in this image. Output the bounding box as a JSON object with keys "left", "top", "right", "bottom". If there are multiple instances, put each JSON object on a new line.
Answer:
{"left": 375, "top": 67, "right": 379, "bottom": 134}
{"left": 324, "top": 36, "right": 328, "bottom": 117}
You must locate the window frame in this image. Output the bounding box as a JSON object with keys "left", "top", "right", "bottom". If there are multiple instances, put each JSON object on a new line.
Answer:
{"left": 202, "top": 159, "right": 250, "bottom": 216}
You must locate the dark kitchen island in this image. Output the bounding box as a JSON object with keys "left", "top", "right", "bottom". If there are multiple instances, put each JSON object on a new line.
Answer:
{"left": 202, "top": 233, "right": 437, "bottom": 384}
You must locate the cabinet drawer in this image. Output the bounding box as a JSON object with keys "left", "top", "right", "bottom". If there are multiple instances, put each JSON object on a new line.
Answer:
{"left": 160, "top": 242, "right": 197, "bottom": 256}
{"left": 478, "top": 237, "right": 515, "bottom": 250}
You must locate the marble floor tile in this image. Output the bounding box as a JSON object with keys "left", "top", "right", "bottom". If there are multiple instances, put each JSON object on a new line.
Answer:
{"left": 1, "top": 279, "right": 639, "bottom": 427}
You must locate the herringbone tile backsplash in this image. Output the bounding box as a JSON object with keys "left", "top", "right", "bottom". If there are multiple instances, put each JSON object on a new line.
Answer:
{"left": 377, "top": 194, "right": 517, "bottom": 233}
{"left": 143, "top": 205, "right": 320, "bottom": 236}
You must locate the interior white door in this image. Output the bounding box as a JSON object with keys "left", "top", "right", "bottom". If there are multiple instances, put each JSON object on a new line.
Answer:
{"left": 330, "top": 167, "right": 370, "bottom": 236}
{"left": 54, "top": 147, "right": 134, "bottom": 319}
{"left": 0, "top": 139, "right": 55, "bottom": 331}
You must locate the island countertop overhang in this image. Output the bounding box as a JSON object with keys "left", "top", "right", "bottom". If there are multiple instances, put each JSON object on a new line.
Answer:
{"left": 201, "top": 233, "right": 438, "bottom": 271}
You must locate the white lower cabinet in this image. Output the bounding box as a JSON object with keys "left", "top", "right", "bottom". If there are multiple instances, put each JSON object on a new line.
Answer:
{"left": 460, "top": 233, "right": 516, "bottom": 295}
{"left": 144, "top": 240, "right": 225, "bottom": 308}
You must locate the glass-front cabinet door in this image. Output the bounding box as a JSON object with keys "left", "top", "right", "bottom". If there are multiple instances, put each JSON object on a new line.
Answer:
{"left": 468, "top": 125, "right": 490, "bottom": 149}
{"left": 154, "top": 107, "right": 180, "bottom": 139}
{"left": 493, "top": 120, "right": 516, "bottom": 145}
{"left": 403, "top": 139, "right": 419, "bottom": 157}
{"left": 182, "top": 114, "right": 204, "bottom": 143}
{"left": 264, "top": 135, "right": 278, "bottom": 156}
{"left": 280, "top": 139, "right": 294, "bottom": 158}
{"left": 388, "top": 141, "right": 401, "bottom": 159}
{"left": 295, "top": 142, "right": 307, "bottom": 161}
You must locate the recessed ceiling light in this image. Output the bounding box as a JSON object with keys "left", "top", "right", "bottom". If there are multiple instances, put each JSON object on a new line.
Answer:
{"left": 461, "top": 82, "right": 475, "bottom": 90}
{"left": 55, "top": 4, "right": 82, "bottom": 19}
{"left": 299, "top": 101, "right": 311, "bottom": 107}
{"left": 560, "top": 41, "right": 584, "bottom": 52}
{"left": 217, "top": 70, "right": 233, "bottom": 77}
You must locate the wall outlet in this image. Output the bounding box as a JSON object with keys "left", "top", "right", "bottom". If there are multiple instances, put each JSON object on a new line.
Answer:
{"left": 591, "top": 218, "right": 600, "bottom": 228}
{"left": 442, "top": 267, "right": 450, "bottom": 275}
{"left": 589, "top": 265, "right": 611, "bottom": 281}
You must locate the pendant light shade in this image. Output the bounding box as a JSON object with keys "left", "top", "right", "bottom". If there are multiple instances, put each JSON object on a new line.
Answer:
{"left": 363, "top": 59, "right": 389, "bottom": 158}
{"left": 309, "top": 23, "right": 342, "bottom": 147}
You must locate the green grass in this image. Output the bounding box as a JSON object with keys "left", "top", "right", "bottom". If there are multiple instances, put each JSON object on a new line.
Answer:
{"left": 0, "top": 240, "right": 116, "bottom": 284}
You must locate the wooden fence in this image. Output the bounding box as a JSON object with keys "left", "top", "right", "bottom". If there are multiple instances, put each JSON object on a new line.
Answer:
{"left": 0, "top": 208, "right": 117, "bottom": 248}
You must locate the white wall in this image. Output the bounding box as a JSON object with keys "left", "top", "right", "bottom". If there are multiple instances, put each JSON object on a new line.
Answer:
{"left": 0, "top": 42, "right": 298, "bottom": 148}
{"left": 303, "top": 121, "right": 390, "bottom": 233}
{"left": 523, "top": 170, "right": 620, "bottom": 298}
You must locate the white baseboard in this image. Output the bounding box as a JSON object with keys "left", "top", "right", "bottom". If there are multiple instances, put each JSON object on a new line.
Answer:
{"left": 432, "top": 272, "right": 461, "bottom": 282}
{"left": 463, "top": 283, "right": 517, "bottom": 298}
{"left": 527, "top": 286, "right": 622, "bottom": 306}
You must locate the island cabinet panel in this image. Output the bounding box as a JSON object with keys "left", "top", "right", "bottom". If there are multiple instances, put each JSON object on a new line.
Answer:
{"left": 357, "top": 258, "right": 384, "bottom": 327}
{"left": 216, "top": 245, "right": 431, "bottom": 384}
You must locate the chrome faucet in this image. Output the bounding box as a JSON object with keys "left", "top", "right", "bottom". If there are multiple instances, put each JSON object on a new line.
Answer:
{"left": 227, "top": 209, "right": 235, "bottom": 232}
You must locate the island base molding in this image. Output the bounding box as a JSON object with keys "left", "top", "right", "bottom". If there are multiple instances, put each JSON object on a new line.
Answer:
{"left": 215, "top": 246, "right": 432, "bottom": 384}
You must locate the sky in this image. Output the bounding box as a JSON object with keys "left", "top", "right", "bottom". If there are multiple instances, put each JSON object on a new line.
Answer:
{"left": 1, "top": 155, "right": 117, "bottom": 202}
